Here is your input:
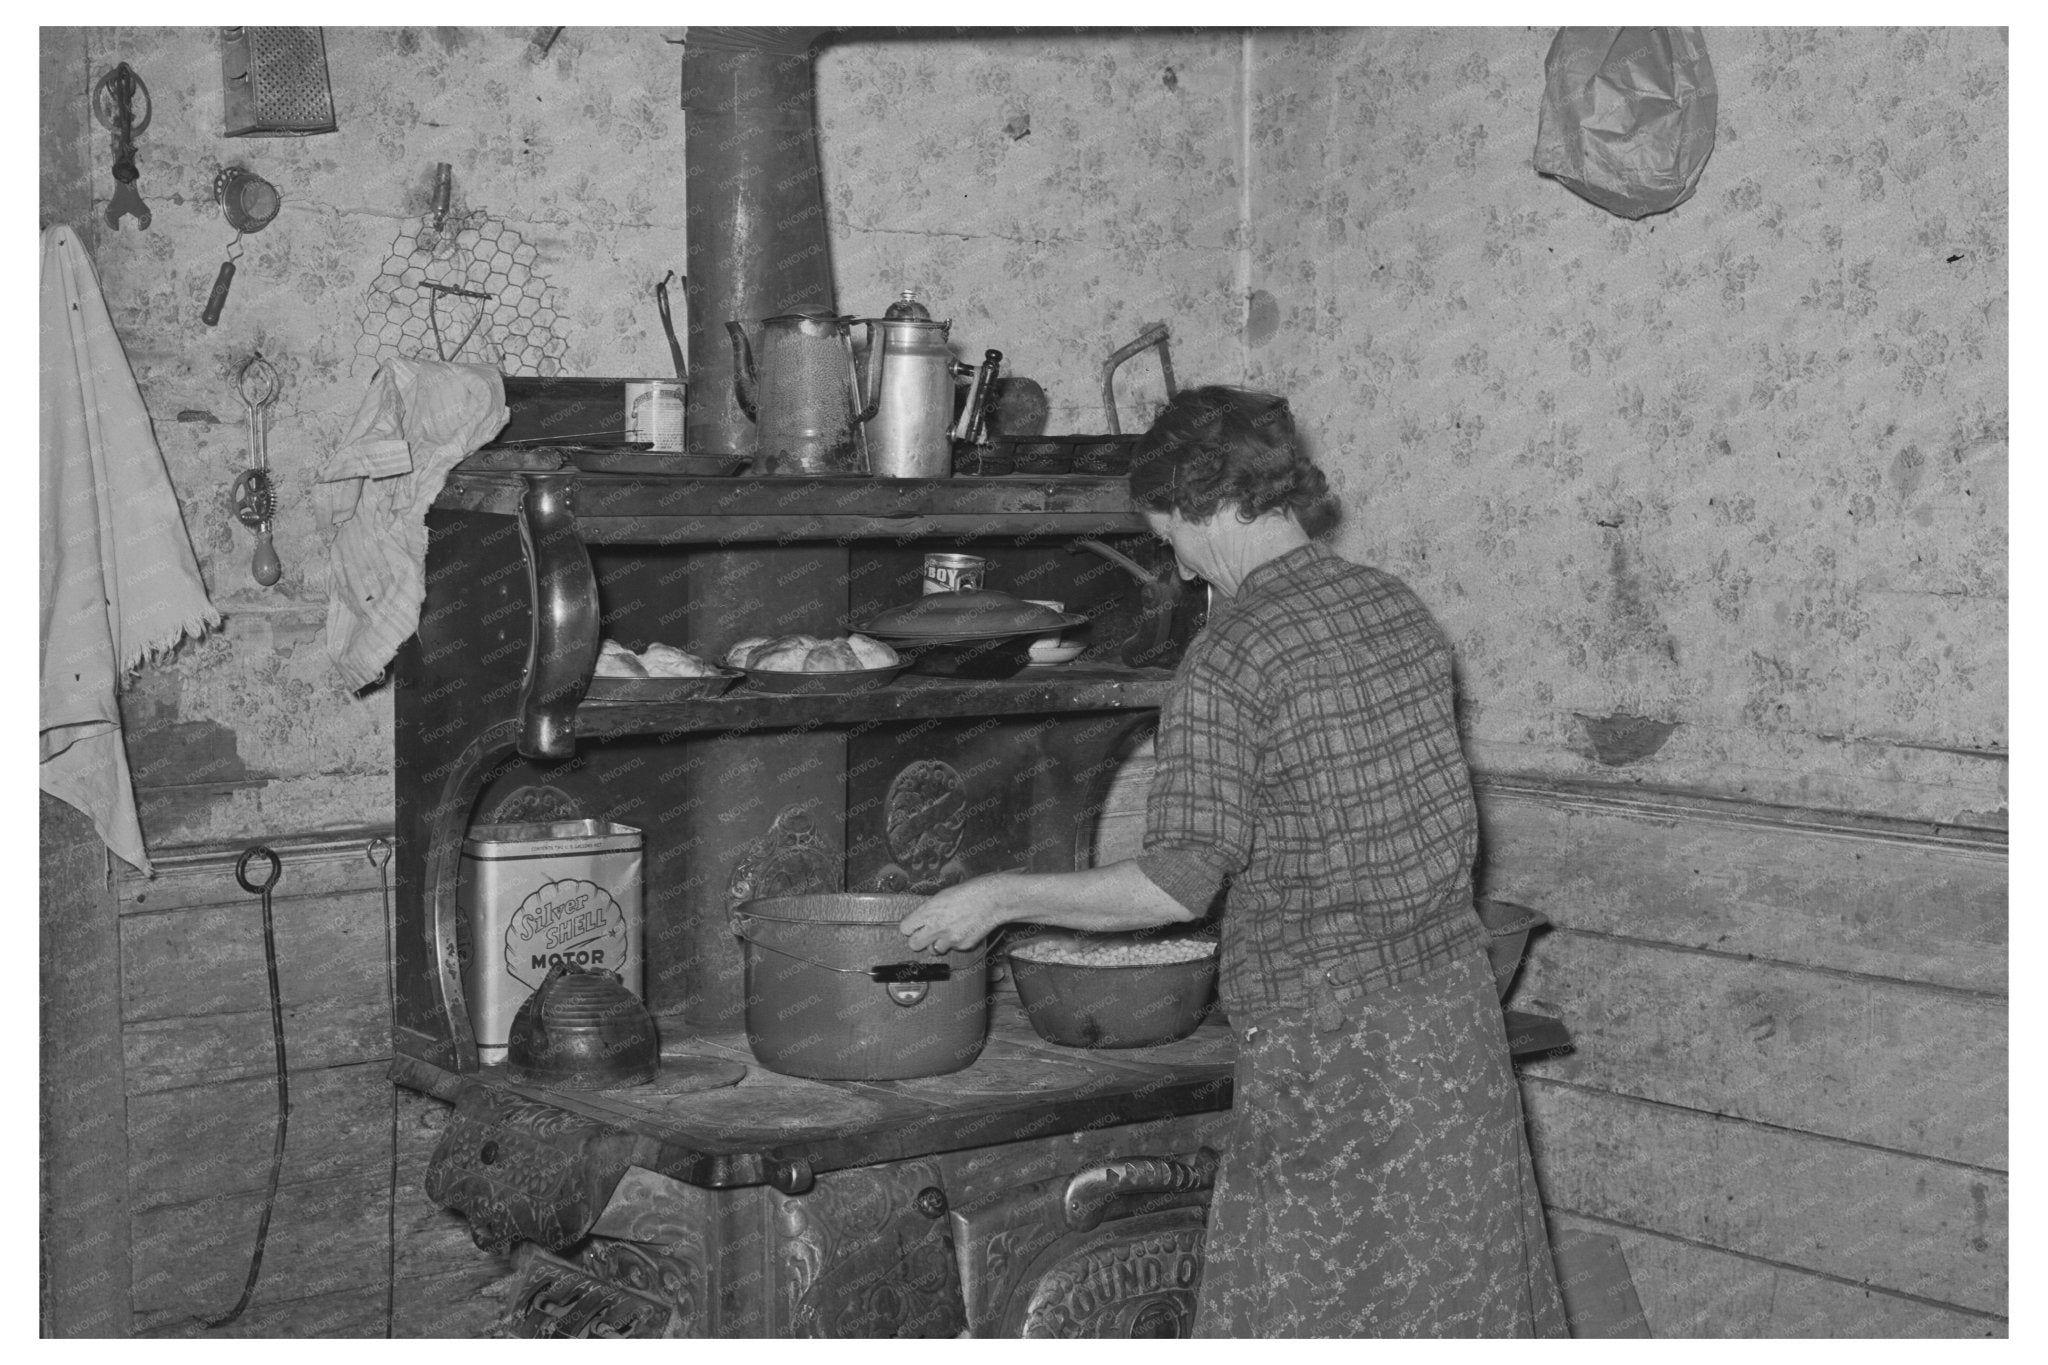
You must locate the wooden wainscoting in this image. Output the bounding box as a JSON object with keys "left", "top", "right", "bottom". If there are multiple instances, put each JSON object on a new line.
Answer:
{"left": 1478, "top": 777, "right": 2006, "bottom": 1338}
{"left": 1091, "top": 753, "right": 2008, "bottom": 1338}
{"left": 104, "top": 832, "right": 517, "bottom": 1337}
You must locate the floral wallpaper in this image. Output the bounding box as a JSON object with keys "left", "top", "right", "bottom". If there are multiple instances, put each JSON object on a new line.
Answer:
{"left": 1242, "top": 27, "right": 2006, "bottom": 826}
{"left": 814, "top": 32, "right": 1250, "bottom": 433}
{"left": 53, "top": 26, "right": 688, "bottom": 842}
{"left": 47, "top": 26, "right": 2004, "bottom": 843}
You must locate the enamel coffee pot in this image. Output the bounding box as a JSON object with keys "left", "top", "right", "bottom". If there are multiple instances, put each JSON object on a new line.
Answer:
{"left": 862, "top": 291, "right": 957, "bottom": 479}
{"left": 727, "top": 309, "right": 886, "bottom": 475}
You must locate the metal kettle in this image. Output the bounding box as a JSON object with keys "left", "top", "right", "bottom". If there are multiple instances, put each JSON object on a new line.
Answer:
{"left": 727, "top": 309, "right": 885, "bottom": 475}
{"left": 862, "top": 291, "right": 957, "bottom": 479}
{"left": 506, "top": 961, "right": 660, "bottom": 1089}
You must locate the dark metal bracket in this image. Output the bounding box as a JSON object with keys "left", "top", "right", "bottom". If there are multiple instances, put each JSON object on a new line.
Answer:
{"left": 516, "top": 473, "right": 600, "bottom": 761}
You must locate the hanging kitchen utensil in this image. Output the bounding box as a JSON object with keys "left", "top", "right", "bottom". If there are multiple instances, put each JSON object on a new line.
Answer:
{"left": 655, "top": 270, "right": 688, "bottom": 383}
{"left": 202, "top": 166, "right": 281, "bottom": 327}
{"left": 726, "top": 309, "right": 885, "bottom": 475}
{"left": 231, "top": 353, "right": 283, "bottom": 587}
{"left": 1101, "top": 322, "right": 1176, "bottom": 436}
{"left": 429, "top": 161, "right": 452, "bottom": 233}
{"left": 220, "top": 27, "right": 337, "bottom": 137}
{"left": 92, "top": 62, "right": 152, "bottom": 231}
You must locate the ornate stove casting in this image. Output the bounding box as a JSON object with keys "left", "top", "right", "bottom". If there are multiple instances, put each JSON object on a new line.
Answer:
{"left": 874, "top": 759, "right": 970, "bottom": 893}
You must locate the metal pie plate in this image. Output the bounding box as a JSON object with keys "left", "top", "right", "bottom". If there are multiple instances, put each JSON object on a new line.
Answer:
{"left": 739, "top": 663, "right": 907, "bottom": 695}
{"left": 586, "top": 668, "right": 743, "bottom": 701}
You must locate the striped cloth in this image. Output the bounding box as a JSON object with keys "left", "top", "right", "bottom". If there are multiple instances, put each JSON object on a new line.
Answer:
{"left": 1142, "top": 540, "right": 1484, "bottom": 1028}
{"left": 318, "top": 359, "right": 506, "bottom": 690}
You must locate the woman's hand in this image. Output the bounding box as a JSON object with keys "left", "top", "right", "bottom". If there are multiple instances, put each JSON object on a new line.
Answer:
{"left": 898, "top": 873, "right": 1016, "bottom": 955}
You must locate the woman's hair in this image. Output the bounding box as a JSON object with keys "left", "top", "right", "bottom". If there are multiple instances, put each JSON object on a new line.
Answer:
{"left": 1127, "top": 385, "right": 1337, "bottom": 531}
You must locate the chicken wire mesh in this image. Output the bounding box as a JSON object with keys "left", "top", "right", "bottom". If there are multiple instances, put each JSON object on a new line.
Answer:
{"left": 356, "top": 208, "right": 567, "bottom": 375}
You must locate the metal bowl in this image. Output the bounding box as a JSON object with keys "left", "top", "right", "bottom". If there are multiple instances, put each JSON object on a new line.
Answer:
{"left": 1007, "top": 951, "right": 1219, "bottom": 1049}
{"left": 885, "top": 633, "right": 1042, "bottom": 679}
{"left": 739, "top": 663, "right": 906, "bottom": 695}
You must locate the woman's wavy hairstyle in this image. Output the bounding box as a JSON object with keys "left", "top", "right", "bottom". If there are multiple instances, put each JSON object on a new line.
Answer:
{"left": 1127, "top": 385, "right": 1338, "bottom": 534}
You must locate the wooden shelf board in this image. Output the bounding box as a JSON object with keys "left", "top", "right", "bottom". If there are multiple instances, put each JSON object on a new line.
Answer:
{"left": 572, "top": 666, "right": 1175, "bottom": 738}
{"left": 437, "top": 470, "right": 1151, "bottom": 542}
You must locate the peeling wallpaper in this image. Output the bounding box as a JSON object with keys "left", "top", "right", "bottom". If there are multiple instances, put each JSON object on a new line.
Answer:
{"left": 44, "top": 26, "right": 2004, "bottom": 848}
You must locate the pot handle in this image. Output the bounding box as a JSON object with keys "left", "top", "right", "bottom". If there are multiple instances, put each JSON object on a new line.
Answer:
{"left": 854, "top": 319, "right": 886, "bottom": 424}
{"left": 728, "top": 913, "right": 958, "bottom": 983}
{"left": 726, "top": 320, "right": 757, "bottom": 422}
{"left": 867, "top": 961, "right": 950, "bottom": 984}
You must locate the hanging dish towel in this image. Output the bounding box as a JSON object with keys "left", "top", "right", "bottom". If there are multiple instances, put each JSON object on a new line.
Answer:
{"left": 40, "top": 224, "right": 222, "bottom": 876}
{"left": 318, "top": 357, "right": 507, "bottom": 691}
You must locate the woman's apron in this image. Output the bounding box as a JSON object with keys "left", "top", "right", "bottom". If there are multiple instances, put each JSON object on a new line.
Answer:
{"left": 1192, "top": 949, "right": 1569, "bottom": 1338}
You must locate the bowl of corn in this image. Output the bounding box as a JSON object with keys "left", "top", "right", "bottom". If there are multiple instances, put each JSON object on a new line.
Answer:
{"left": 1005, "top": 930, "right": 1220, "bottom": 1049}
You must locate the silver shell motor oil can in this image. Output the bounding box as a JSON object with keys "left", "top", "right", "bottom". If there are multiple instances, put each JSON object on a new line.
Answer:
{"left": 458, "top": 819, "right": 645, "bottom": 1064}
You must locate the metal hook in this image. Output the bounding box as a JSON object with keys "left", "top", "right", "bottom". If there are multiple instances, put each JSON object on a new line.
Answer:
{"left": 235, "top": 845, "right": 283, "bottom": 894}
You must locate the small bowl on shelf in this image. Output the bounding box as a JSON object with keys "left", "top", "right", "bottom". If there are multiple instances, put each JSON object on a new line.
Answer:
{"left": 884, "top": 633, "right": 1042, "bottom": 679}
{"left": 1020, "top": 599, "right": 1088, "bottom": 667}
{"left": 1026, "top": 640, "right": 1088, "bottom": 667}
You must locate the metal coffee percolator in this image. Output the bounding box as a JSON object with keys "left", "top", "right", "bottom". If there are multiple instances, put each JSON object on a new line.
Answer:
{"left": 863, "top": 291, "right": 957, "bottom": 479}
{"left": 726, "top": 309, "right": 886, "bottom": 475}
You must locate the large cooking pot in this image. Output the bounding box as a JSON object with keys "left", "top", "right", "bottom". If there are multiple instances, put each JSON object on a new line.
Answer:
{"left": 730, "top": 893, "right": 990, "bottom": 1080}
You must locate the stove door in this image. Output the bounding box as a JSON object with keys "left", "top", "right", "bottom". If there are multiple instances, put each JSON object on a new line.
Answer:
{"left": 951, "top": 1149, "right": 1218, "bottom": 1338}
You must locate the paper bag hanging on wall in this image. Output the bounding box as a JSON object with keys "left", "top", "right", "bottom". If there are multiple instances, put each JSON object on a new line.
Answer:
{"left": 1533, "top": 27, "right": 1718, "bottom": 219}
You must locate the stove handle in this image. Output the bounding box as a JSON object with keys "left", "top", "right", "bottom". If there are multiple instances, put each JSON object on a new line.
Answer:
{"left": 1061, "top": 1146, "right": 1220, "bottom": 1232}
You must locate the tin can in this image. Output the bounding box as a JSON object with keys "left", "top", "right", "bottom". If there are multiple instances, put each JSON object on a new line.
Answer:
{"left": 625, "top": 380, "right": 687, "bottom": 452}
{"left": 459, "top": 819, "right": 644, "bottom": 1063}
{"left": 922, "top": 552, "right": 987, "bottom": 594}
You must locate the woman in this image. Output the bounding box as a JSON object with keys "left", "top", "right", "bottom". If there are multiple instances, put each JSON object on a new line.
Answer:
{"left": 899, "top": 386, "right": 1566, "bottom": 1338}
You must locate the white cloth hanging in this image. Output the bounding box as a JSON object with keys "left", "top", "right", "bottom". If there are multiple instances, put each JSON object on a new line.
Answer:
{"left": 40, "top": 225, "right": 222, "bottom": 876}
{"left": 318, "top": 357, "right": 507, "bottom": 691}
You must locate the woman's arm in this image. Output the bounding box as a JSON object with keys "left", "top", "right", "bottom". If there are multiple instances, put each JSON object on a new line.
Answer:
{"left": 897, "top": 860, "right": 1196, "bottom": 955}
